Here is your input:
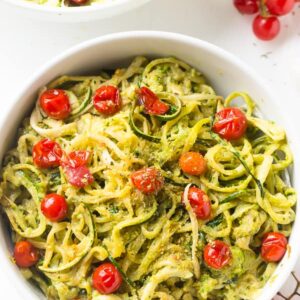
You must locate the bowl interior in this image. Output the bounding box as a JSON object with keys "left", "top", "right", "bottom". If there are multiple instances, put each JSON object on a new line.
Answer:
{"left": 0, "top": 32, "right": 298, "bottom": 300}
{"left": 2, "top": 0, "right": 151, "bottom": 22}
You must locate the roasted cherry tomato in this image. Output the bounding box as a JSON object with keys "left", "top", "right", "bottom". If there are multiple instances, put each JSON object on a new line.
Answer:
{"left": 233, "top": 0, "right": 259, "bottom": 14}
{"left": 92, "top": 262, "right": 122, "bottom": 294}
{"left": 93, "top": 85, "right": 122, "bottom": 115}
{"left": 261, "top": 232, "right": 287, "bottom": 262}
{"left": 204, "top": 240, "right": 231, "bottom": 269}
{"left": 131, "top": 167, "right": 164, "bottom": 194}
{"left": 32, "top": 139, "right": 63, "bottom": 168}
{"left": 266, "top": 0, "right": 295, "bottom": 16}
{"left": 62, "top": 151, "right": 94, "bottom": 188}
{"left": 179, "top": 152, "right": 207, "bottom": 176}
{"left": 14, "top": 241, "right": 39, "bottom": 268}
{"left": 66, "top": 151, "right": 91, "bottom": 168}
{"left": 183, "top": 186, "right": 211, "bottom": 219}
{"left": 39, "top": 89, "right": 71, "bottom": 120}
{"left": 138, "top": 87, "right": 169, "bottom": 115}
{"left": 64, "top": 165, "right": 94, "bottom": 188}
{"left": 41, "top": 193, "right": 68, "bottom": 222}
{"left": 69, "top": 0, "right": 89, "bottom": 5}
{"left": 252, "top": 15, "right": 281, "bottom": 41}
{"left": 213, "top": 107, "right": 247, "bottom": 140}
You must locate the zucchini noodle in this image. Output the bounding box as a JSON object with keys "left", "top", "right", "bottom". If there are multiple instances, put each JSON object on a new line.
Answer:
{"left": 0, "top": 57, "right": 296, "bottom": 300}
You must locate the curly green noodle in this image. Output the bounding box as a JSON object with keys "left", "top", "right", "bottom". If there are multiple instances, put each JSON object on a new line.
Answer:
{"left": 0, "top": 57, "right": 296, "bottom": 300}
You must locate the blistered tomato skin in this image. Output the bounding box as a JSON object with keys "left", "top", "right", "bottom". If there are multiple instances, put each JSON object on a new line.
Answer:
{"left": 61, "top": 151, "right": 94, "bottom": 188}
{"left": 261, "top": 232, "right": 287, "bottom": 262}
{"left": 204, "top": 240, "right": 231, "bottom": 269}
{"left": 92, "top": 263, "right": 122, "bottom": 294}
{"left": 179, "top": 152, "right": 207, "bottom": 176}
{"left": 14, "top": 241, "right": 39, "bottom": 268}
{"left": 131, "top": 167, "right": 164, "bottom": 194}
{"left": 66, "top": 151, "right": 91, "bottom": 168}
{"left": 64, "top": 165, "right": 94, "bottom": 188}
{"left": 213, "top": 107, "right": 247, "bottom": 140}
{"left": 39, "top": 89, "right": 71, "bottom": 120}
{"left": 93, "top": 86, "right": 122, "bottom": 115}
{"left": 233, "top": 0, "right": 259, "bottom": 14}
{"left": 138, "top": 87, "right": 169, "bottom": 115}
{"left": 266, "top": 0, "right": 295, "bottom": 15}
{"left": 41, "top": 194, "right": 68, "bottom": 222}
{"left": 32, "top": 139, "right": 63, "bottom": 168}
{"left": 252, "top": 15, "right": 281, "bottom": 41}
{"left": 69, "top": 0, "right": 89, "bottom": 5}
{"left": 184, "top": 187, "right": 211, "bottom": 220}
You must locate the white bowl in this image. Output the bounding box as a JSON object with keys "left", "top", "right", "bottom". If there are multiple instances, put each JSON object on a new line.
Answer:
{"left": 2, "top": 0, "right": 150, "bottom": 22}
{"left": 0, "top": 31, "right": 299, "bottom": 300}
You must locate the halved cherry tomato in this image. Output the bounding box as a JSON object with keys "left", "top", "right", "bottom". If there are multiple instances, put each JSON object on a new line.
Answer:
{"left": 66, "top": 151, "right": 91, "bottom": 168}
{"left": 63, "top": 165, "right": 94, "bottom": 188}
{"left": 39, "top": 89, "right": 71, "bottom": 120}
{"left": 261, "top": 232, "right": 287, "bottom": 262}
{"left": 179, "top": 152, "right": 207, "bottom": 176}
{"left": 41, "top": 193, "right": 68, "bottom": 222}
{"left": 61, "top": 151, "right": 94, "bottom": 188}
{"left": 32, "top": 139, "right": 63, "bottom": 168}
{"left": 14, "top": 241, "right": 39, "bottom": 268}
{"left": 131, "top": 167, "right": 164, "bottom": 194}
{"left": 93, "top": 85, "right": 122, "bottom": 115}
{"left": 183, "top": 186, "right": 211, "bottom": 220}
{"left": 204, "top": 240, "right": 231, "bottom": 269}
{"left": 92, "top": 262, "right": 122, "bottom": 294}
{"left": 213, "top": 107, "right": 247, "bottom": 140}
{"left": 138, "top": 87, "right": 169, "bottom": 115}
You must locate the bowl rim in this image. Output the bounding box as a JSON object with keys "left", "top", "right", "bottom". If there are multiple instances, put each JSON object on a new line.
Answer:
{"left": 2, "top": 0, "right": 148, "bottom": 14}
{"left": 0, "top": 31, "right": 299, "bottom": 300}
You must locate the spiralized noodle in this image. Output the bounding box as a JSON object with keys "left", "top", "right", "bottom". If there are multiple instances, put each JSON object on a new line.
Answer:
{"left": 0, "top": 57, "right": 296, "bottom": 300}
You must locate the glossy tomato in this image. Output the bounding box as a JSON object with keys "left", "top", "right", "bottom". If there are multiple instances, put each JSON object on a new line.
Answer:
{"left": 131, "top": 167, "right": 164, "bottom": 194}
{"left": 62, "top": 150, "right": 94, "bottom": 188}
{"left": 204, "top": 240, "right": 231, "bottom": 269}
{"left": 179, "top": 152, "right": 207, "bottom": 176}
{"left": 266, "top": 0, "right": 295, "bottom": 15}
{"left": 213, "top": 107, "right": 247, "bottom": 140}
{"left": 65, "top": 151, "right": 91, "bottom": 168}
{"left": 69, "top": 0, "right": 88, "bottom": 5}
{"left": 93, "top": 85, "right": 122, "bottom": 115}
{"left": 252, "top": 15, "right": 280, "bottom": 41}
{"left": 183, "top": 186, "right": 211, "bottom": 219}
{"left": 64, "top": 165, "right": 94, "bottom": 188}
{"left": 41, "top": 193, "right": 68, "bottom": 222}
{"left": 92, "top": 263, "right": 122, "bottom": 294}
{"left": 138, "top": 87, "right": 169, "bottom": 115}
{"left": 32, "top": 139, "right": 63, "bottom": 168}
{"left": 14, "top": 241, "right": 39, "bottom": 268}
{"left": 261, "top": 232, "right": 287, "bottom": 262}
{"left": 39, "top": 89, "right": 71, "bottom": 120}
{"left": 233, "top": 0, "right": 259, "bottom": 14}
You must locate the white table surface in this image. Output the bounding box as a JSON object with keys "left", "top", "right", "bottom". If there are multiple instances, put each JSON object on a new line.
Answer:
{"left": 0, "top": 0, "right": 300, "bottom": 298}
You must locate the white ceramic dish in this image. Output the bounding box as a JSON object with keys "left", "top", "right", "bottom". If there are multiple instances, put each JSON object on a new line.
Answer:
{"left": 0, "top": 31, "right": 298, "bottom": 300}
{"left": 2, "top": 0, "right": 150, "bottom": 22}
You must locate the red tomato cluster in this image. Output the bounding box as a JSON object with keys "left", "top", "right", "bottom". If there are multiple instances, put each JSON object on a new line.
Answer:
{"left": 233, "top": 0, "right": 296, "bottom": 40}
